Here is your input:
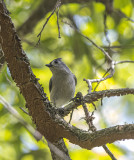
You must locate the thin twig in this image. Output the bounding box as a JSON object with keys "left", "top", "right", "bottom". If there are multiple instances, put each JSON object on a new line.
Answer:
{"left": 68, "top": 109, "right": 74, "bottom": 124}
{"left": 36, "top": 0, "right": 61, "bottom": 45}
{"left": 77, "top": 29, "right": 112, "bottom": 62}
{"left": 84, "top": 67, "right": 115, "bottom": 93}
{"left": 80, "top": 93, "right": 117, "bottom": 160}
{"left": 83, "top": 103, "right": 96, "bottom": 132}
{"left": 102, "top": 44, "right": 134, "bottom": 49}
{"left": 36, "top": 10, "right": 55, "bottom": 45}
{"left": 115, "top": 60, "right": 134, "bottom": 65}
{"left": 104, "top": 11, "right": 111, "bottom": 46}
{"left": 62, "top": 20, "right": 113, "bottom": 62}
{"left": 93, "top": 60, "right": 134, "bottom": 91}
{"left": 56, "top": 1, "right": 61, "bottom": 38}
{"left": 102, "top": 145, "right": 117, "bottom": 160}
{"left": 19, "top": 107, "right": 29, "bottom": 115}
{"left": 5, "top": 73, "right": 14, "bottom": 86}
{"left": 93, "top": 68, "right": 111, "bottom": 91}
{"left": 0, "top": 95, "right": 41, "bottom": 141}
{"left": 84, "top": 61, "right": 115, "bottom": 93}
{"left": 91, "top": 102, "right": 96, "bottom": 110}
{"left": 114, "top": 9, "right": 134, "bottom": 23}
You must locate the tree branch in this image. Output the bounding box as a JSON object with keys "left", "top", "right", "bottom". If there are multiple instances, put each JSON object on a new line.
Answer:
{"left": 80, "top": 92, "right": 117, "bottom": 160}
{"left": 0, "top": 95, "right": 42, "bottom": 140}
{"left": 36, "top": 0, "right": 61, "bottom": 45}
{"left": 0, "top": 95, "right": 71, "bottom": 160}
{"left": 17, "top": 0, "right": 91, "bottom": 36}
{"left": 62, "top": 20, "right": 113, "bottom": 62}
{"left": 63, "top": 88, "right": 134, "bottom": 116}
{"left": 1, "top": 1, "right": 134, "bottom": 152}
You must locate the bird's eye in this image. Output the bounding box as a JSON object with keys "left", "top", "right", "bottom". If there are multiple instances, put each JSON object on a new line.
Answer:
{"left": 54, "top": 60, "right": 58, "bottom": 64}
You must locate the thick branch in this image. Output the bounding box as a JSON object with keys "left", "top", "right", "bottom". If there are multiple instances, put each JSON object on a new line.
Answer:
{"left": 0, "top": 1, "right": 63, "bottom": 142}
{"left": 63, "top": 88, "right": 134, "bottom": 116}
{"left": 1, "top": 1, "right": 134, "bottom": 151}
{"left": 55, "top": 114, "right": 134, "bottom": 149}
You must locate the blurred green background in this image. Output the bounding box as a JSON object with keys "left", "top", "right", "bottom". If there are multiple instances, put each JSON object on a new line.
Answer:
{"left": 1, "top": 0, "right": 134, "bottom": 159}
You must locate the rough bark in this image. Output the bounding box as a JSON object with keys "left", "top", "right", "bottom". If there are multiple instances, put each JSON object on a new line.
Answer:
{"left": 63, "top": 88, "right": 134, "bottom": 116}
{"left": 48, "top": 139, "right": 71, "bottom": 160}
{"left": 1, "top": 0, "right": 134, "bottom": 156}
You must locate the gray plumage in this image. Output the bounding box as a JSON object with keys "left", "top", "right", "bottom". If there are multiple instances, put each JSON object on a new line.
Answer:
{"left": 46, "top": 58, "right": 77, "bottom": 108}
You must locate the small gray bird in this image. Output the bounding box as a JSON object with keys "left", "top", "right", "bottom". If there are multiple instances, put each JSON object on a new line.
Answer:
{"left": 46, "top": 58, "right": 77, "bottom": 108}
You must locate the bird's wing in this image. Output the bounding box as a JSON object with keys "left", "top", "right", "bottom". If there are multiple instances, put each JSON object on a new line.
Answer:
{"left": 73, "top": 74, "right": 77, "bottom": 86}
{"left": 49, "top": 77, "right": 52, "bottom": 93}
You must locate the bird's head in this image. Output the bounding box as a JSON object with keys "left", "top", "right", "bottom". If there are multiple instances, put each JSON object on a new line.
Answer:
{"left": 46, "top": 58, "right": 71, "bottom": 74}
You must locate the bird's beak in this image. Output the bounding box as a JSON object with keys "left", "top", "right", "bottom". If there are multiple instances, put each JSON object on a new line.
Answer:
{"left": 45, "top": 63, "right": 52, "bottom": 67}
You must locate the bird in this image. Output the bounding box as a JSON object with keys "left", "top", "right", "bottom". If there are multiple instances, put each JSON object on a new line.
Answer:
{"left": 46, "top": 58, "right": 77, "bottom": 108}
